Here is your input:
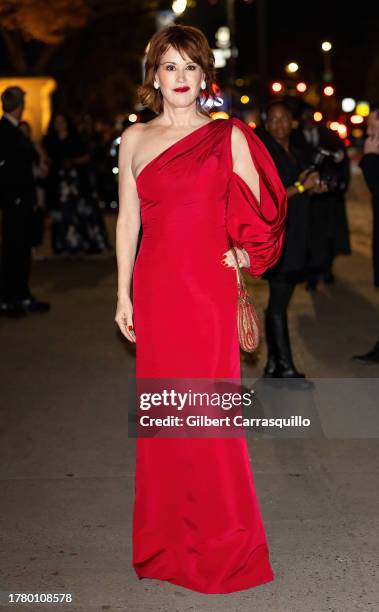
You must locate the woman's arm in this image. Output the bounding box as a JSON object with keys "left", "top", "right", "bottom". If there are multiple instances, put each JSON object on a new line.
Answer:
{"left": 223, "top": 125, "right": 261, "bottom": 270}
{"left": 115, "top": 126, "right": 142, "bottom": 342}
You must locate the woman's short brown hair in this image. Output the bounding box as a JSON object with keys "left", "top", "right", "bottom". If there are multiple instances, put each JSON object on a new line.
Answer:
{"left": 138, "top": 24, "right": 216, "bottom": 115}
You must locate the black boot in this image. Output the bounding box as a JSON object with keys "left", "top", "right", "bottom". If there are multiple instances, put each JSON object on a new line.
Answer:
{"left": 269, "top": 313, "right": 305, "bottom": 378}
{"left": 352, "top": 341, "right": 379, "bottom": 364}
{"left": 263, "top": 310, "right": 277, "bottom": 377}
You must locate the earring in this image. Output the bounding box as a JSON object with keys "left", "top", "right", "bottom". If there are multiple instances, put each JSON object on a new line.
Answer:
{"left": 200, "top": 79, "right": 206, "bottom": 90}
{"left": 153, "top": 81, "right": 160, "bottom": 90}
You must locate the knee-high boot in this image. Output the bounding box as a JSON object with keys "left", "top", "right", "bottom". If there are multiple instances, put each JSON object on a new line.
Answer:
{"left": 268, "top": 312, "right": 305, "bottom": 378}
{"left": 263, "top": 310, "right": 277, "bottom": 377}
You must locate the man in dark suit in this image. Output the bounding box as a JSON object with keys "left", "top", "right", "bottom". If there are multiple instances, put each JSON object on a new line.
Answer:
{"left": 352, "top": 109, "right": 379, "bottom": 363}
{"left": 0, "top": 86, "right": 50, "bottom": 316}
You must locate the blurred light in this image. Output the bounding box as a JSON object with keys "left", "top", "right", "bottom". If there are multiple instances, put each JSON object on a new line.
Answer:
{"left": 235, "top": 78, "right": 245, "bottom": 86}
{"left": 172, "top": 0, "right": 187, "bottom": 15}
{"left": 248, "top": 121, "right": 257, "bottom": 129}
{"left": 210, "top": 111, "right": 229, "bottom": 120}
{"left": 351, "top": 128, "right": 364, "bottom": 138}
{"left": 344, "top": 138, "right": 351, "bottom": 147}
{"left": 314, "top": 111, "right": 323, "bottom": 122}
{"left": 112, "top": 167, "right": 119, "bottom": 175}
{"left": 296, "top": 82, "right": 307, "bottom": 93}
{"left": 356, "top": 101, "right": 370, "bottom": 117}
{"left": 342, "top": 98, "right": 356, "bottom": 113}
{"left": 323, "top": 85, "right": 334, "bottom": 96}
{"left": 271, "top": 81, "right": 283, "bottom": 93}
{"left": 337, "top": 124, "right": 347, "bottom": 138}
{"left": 216, "top": 26, "right": 230, "bottom": 49}
{"left": 110, "top": 201, "right": 118, "bottom": 209}
{"left": 321, "top": 41, "right": 332, "bottom": 52}
{"left": 240, "top": 95, "right": 250, "bottom": 104}
{"left": 330, "top": 122, "right": 340, "bottom": 131}
{"left": 351, "top": 114, "right": 364, "bottom": 124}
{"left": 115, "top": 136, "right": 121, "bottom": 145}
{"left": 286, "top": 62, "right": 299, "bottom": 73}
{"left": 128, "top": 113, "right": 138, "bottom": 123}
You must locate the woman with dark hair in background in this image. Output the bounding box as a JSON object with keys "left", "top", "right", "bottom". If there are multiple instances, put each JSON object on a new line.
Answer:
{"left": 257, "top": 101, "right": 327, "bottom": 378}
{"left": 43, "top": 113, "right": 110, "bottom": 255}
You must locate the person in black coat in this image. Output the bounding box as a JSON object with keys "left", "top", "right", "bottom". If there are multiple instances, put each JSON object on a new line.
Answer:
{"left": 352, "top": 109, "right": 379, "bottom": 363}
{"left": 0, "top": 86, "right": 50, "bottom": 317}
{"left": 291, "top": 104, "right": 351, "bottom": 290}
{"left": 256, "top": 101, "right": 328, "bottom": 378}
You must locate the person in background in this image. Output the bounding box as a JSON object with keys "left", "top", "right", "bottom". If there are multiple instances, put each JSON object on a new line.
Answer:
{"left": 257, "top": 101, "right": 327, "bottom": 378}
{"left": 0, "top": 86, "right": 50, "bottom": 317}
{"left": 43, "top": 113, "right": 110, "bottom": 255}
{"left": 19, "top": 120, "right": 49, "bottom": 252}
{"left": 352, "top": 108, "right": 379, "bottom": 363}
{"left": 292, "top": 104, "right": 351, "bottom": 290}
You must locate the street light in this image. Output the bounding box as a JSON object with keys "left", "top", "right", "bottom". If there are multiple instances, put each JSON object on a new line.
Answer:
{"left": 271, "top": 81, "right": 283, "bottom": 93}
{"left": 323, "top": 85, "right": 334, "bottom": 96}
{"left": 321, "top": 41, "right": 332, "bottom": 52}
{"left": 342, "top": 98, "right": 356, "bottom": 112}
{"left": 172, "top": 0, "right": 187, "bottom": 16}
{"left": 286, "top": 62, "right": 299, "bottom": 73}
{"left": 296, "top": 82, "right": 307, "bottom": 93}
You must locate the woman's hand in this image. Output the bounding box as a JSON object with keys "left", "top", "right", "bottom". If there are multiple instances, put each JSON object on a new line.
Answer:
{"left": 222, "top": 247, "right": 250, "bottom": 270}
{"left": 115, "top": 295, "right": 136, "bottom": 343}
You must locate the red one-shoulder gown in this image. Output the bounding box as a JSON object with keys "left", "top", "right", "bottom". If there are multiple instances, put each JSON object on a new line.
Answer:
{"left": 131, "top": 117, "right": 287, "bottom": 594}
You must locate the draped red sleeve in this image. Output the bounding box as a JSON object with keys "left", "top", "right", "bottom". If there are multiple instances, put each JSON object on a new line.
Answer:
{"left": 226, "top": 118, "right": 287, "bottom": 277}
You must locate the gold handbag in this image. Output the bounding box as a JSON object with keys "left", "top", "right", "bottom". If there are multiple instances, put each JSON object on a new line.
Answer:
{"left": 231, "top": 246, "right": 261, "bottom": 352}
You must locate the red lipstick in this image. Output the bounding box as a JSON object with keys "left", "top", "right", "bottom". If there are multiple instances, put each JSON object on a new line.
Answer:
{"left": 174, "top": 86, "right": 190, "bottom": 92}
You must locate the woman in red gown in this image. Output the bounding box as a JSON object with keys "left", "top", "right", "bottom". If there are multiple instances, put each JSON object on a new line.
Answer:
{"left": 115, "top": 25, "right": 287, "bottom": 594}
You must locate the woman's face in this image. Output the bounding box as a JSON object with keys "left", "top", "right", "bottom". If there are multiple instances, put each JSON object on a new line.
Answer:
{"left": 266, "top": 105, "right": 293, "bottom": 142}
{"left": 54, "top": 114, "right": 67, "bottom": 132}
{"left": 155, "top": 45, "right": 205, "bottom": 110}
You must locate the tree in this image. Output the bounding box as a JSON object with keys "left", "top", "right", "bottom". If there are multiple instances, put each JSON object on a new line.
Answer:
{"left": 0, "top": 0, "right": 157, "bottom": 73}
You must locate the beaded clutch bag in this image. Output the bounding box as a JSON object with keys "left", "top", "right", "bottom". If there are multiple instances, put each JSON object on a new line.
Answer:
{"left": 231, "top": 247, "right": 261, "bottom": 352}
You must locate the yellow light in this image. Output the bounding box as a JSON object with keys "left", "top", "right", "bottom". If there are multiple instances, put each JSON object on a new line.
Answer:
{"left": 287, "top": 62, "right": 299, "bottom": 73}
{"left": 210, "top": 111, "right": 229, "bottom": 120}
{"left": 296, "top": 82, "right": 307, "bottom": 93}
{"left": 351, "top": 128, "right": 364, "bottom": 138}
{"left": 128, "top": 113, "right": 138, "bottom": 123}
{"left": 355, "top": 101, "right": 370, "bottom": 117}
{"left": 272, "top": 81, "right": 283, "bottom": 93}
{"left": 248, "top": 121, "right": 257, "bottom": 129}
{"left": 314, "top": 111, "right": 323, "bottom": 122}
{"left": 172, "top": 0, "right": 187, "bottom": 15}
{"left": 323, "top": 85, "right": 334, "bottom": 96}
{"left": 330, "top": 122, "right": 340, "bottom": 131}
{"left": 240, "top": 95, "right": 250, "bottom": 104}
{"left": 322, "top": 41, "right": 332, "bottom": 52}
{"left": 0, "top": 76, "right": 57, "bottom": 141}
{"left": 337, "top": 124, "right": 347, "bottom": 138}
{"left": 351, "top": 114, "right": 364, "bottom": 124}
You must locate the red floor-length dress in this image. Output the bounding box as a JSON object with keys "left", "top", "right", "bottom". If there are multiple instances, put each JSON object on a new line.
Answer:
{"left": 131, "top": 117, "right": 287, "bottom": 594}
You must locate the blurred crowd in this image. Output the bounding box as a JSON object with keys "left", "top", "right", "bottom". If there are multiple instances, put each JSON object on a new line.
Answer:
{"left": 0, "top": 86, "right": 121, "bottom": 316}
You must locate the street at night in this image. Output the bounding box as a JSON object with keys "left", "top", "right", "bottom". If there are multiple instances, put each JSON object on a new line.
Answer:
{"left": 1, "top": 1, "right": 379, "bottom": 610}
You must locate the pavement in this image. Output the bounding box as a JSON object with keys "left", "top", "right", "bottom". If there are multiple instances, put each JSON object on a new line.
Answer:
{"left": 0, "top": 176, "right": 379, "bottom": 611}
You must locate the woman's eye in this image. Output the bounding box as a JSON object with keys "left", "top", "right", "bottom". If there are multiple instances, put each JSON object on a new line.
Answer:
{"left": 187, "top": 65, "right": 197, "bottom": 71}
{"left": 166, "top": 65, "right": 175, "bottom": 71}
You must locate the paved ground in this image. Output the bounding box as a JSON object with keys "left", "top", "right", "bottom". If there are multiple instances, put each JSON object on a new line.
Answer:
{"left": 1, "top": 179, "right": 379, "bottom": 611}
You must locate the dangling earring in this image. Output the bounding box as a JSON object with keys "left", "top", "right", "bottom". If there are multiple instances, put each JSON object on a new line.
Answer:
{"left": 200, "top": 79, "right": 206, "bottom": 90}
{"left": 153, "top": 81, "right": 160, "bottom": 90}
